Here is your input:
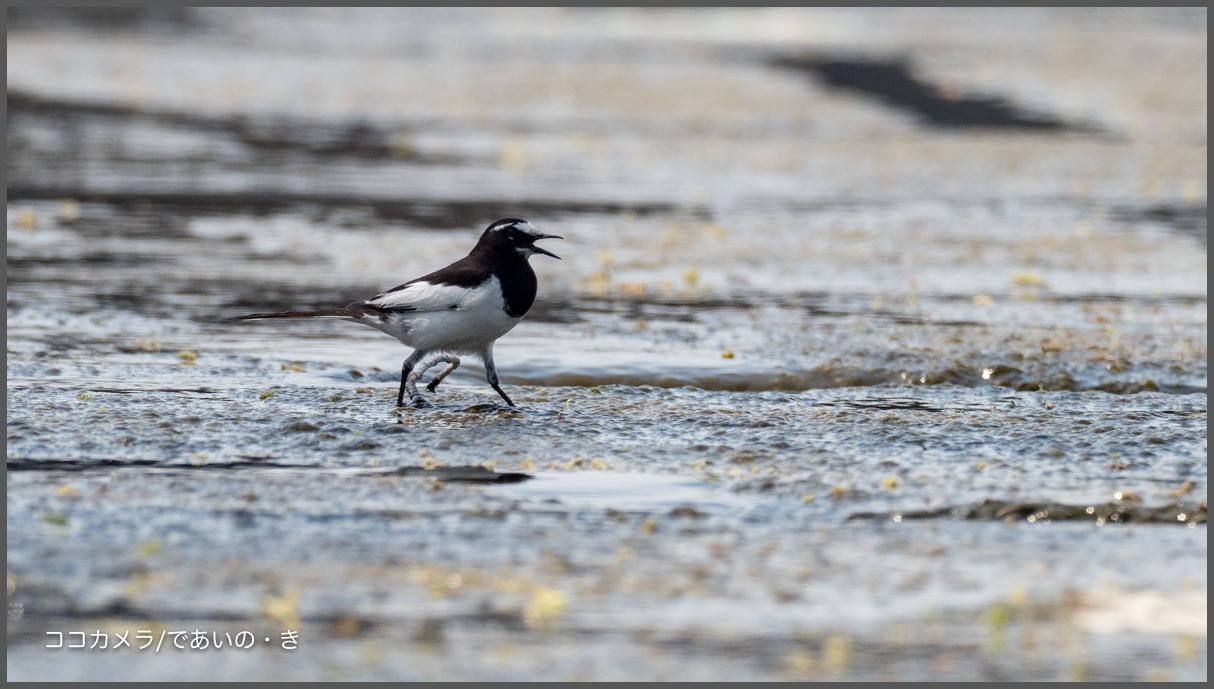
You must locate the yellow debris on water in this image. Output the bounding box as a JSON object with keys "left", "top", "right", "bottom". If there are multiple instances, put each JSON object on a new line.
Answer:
{"left": 177, "top": 350, "right": 198, "bottom": 363}
{"left": 135, "top": 539, "right": 162, "bottom": 557}
{"left": 132, "top": 338, "right": 162, "bottom": 352}
{"left": 259, "top": 390, "right": 274, "bottom": 400}
{"left": 1177, "top": 634, "right": 1201, "bottom": 663}
{"left": 54, "top": 484, "right": 80, "bottom": 499}
{"left": 586, "top": 270, "right": 610, "bottom": 296}
{"left": 1182, "top": 179, "right": 1204, "bottom": 203}
{"left": 499, "top": 136, "right": 526, "bottom": 170}
{"left": 522, "top": 586, "right": 568, "bottom": 627}
{"left": 329, "top": 614, "right": 364, "bottom": 638}
{"left": 262, "top": 588, "right": 301, "bottom": 630}
{"left": 57, "top": 199, "right": 80, "bottom": 222}
{"left": 1008, "top": 586, "right": 1029, "bottom": 606}
{"left": 16, "top": 208, "right": 36, "bottom": 230}
{"left": 784, "top": 648, "right": 815, "bottom": 676}
{"left": 389, "top": 134, "right": 417, "bottom": 160}
{"left": 823, "top": 634, "right": 853, "bottom": 671}
{"left": 1169, "top": 480, "right": 1195, "bottom": 497}
{"left": 419, "top": 450, "right": 447, "bottom": 470}
{"left": 881, "top": 476, "right": 900, "bottom": 490}
{"left": 984, "top": 601, "right": 1012, "bottom": 630}
{"left": 682, "top": 268, "right": 699, "bottom": 289}
{"left": 1012, "top": 271, "right": 1043, "bottom": 286}
{"left": 1113, "top": 490, "right": 1141, "bottom": 503}
{"left": 1040, "top": 339, "right": 1066, "bottom": 353}
{"left": 721, "top": 348, "right": 735, "bottom": 359}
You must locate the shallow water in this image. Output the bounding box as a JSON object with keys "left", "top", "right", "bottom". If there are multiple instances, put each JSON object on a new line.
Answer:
{"left": 6, "top": 7, "right": 1208, "bottom": 681}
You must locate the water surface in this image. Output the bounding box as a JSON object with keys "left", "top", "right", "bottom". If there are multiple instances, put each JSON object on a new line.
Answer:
{"left": 7, "top": 7, "right": 1207, "bottom": 681}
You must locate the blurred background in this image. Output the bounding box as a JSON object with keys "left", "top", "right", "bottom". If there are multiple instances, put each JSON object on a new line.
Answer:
{"left": 7, "top": 7, "right": 1207, "bottom": 681}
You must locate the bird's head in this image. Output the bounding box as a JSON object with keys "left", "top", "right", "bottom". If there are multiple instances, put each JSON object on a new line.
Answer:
{"left": 478, "top": 218, "right": 563, "bottom": 260}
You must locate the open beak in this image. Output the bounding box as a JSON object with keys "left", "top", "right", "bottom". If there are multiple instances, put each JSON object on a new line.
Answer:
{"left": 531, "top": 234, "right": 563, "bottom": 259}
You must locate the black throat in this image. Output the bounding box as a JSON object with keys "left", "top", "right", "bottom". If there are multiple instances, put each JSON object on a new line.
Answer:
{"left": 478, "top": 248, "right": 538, "bottom": 318}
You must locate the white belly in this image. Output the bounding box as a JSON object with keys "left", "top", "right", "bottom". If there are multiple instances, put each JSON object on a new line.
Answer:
{"left": 385, "top": 308, "right": 521, "bottom": 353}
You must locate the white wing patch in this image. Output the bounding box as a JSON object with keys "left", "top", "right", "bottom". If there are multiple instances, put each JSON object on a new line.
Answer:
{"left": 367, "top": 280, "right": 483, "bottom": 312}
{"left": 356, "top": 275, "right": 522, "bottom": 352}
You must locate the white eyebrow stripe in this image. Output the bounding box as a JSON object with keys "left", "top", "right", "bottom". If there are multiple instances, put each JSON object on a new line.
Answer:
{"left": 490, "top": 220, "right": 544, "bottom": 237}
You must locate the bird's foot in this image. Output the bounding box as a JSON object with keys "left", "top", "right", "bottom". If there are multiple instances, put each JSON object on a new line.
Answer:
{"left": 408, "top": 395, "right": 435, "bottom": 409}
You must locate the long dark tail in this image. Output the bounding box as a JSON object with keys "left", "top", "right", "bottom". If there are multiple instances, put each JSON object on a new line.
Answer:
{"left": 224, "top": 306, "right": 377, "bottom": 323}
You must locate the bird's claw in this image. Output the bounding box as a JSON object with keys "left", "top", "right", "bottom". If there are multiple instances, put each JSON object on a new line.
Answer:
{"left": 408, "top": 395, "right": 435, "bottom": 409}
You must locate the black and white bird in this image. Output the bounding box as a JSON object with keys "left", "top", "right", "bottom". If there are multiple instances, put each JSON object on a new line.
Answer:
{"left": 227, "top": 218, "right": 562, "bottom": 408}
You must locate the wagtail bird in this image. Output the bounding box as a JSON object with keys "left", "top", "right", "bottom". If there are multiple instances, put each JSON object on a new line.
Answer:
{"left": 228, "top": 218, "right": 562, "bottom": 408}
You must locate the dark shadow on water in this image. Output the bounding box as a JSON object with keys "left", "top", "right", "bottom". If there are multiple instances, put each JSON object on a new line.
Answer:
{"left": 849, "top": 498, "right": 1206, "bottom": 525}
{"left": 7, "top": 7, "right": 200, "bottom": 34}
{"left": 6, "top": 187, "right": 690, "bottom": 231}
{"left": 7, "top": 92, "right": 707, "bottom": 226}
{"left": 6, "top": 458, "right": 533, "bottom": 483}
{"left": 1108, "top": 203, "right": 1208, "bottom": 246}
{"left": 770, "top": 55, "right": 1095, "bottom": 132}
{"left": 816, "top": 397, "right": 999, "bottom": 413}
{"left": 7, "top": 91, "right": 451, "bottom": 164}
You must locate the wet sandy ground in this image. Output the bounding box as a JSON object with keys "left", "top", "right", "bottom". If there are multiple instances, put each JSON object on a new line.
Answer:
{"left": 6, "top": 8, "right": 1208, "bottom": 680}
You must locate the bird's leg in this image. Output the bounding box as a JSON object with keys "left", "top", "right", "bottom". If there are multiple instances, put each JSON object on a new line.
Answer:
{"left": 405, "top": 352, "right": 444, "bottom": 408}
{"left": 396, "top": 350, "right": 425, "bottom": 407}
{"left": 425, "top": 355, "right": 461, "bottom": 393}
{"left": 481, "top": 347, "right": 515, "bottom": 407}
